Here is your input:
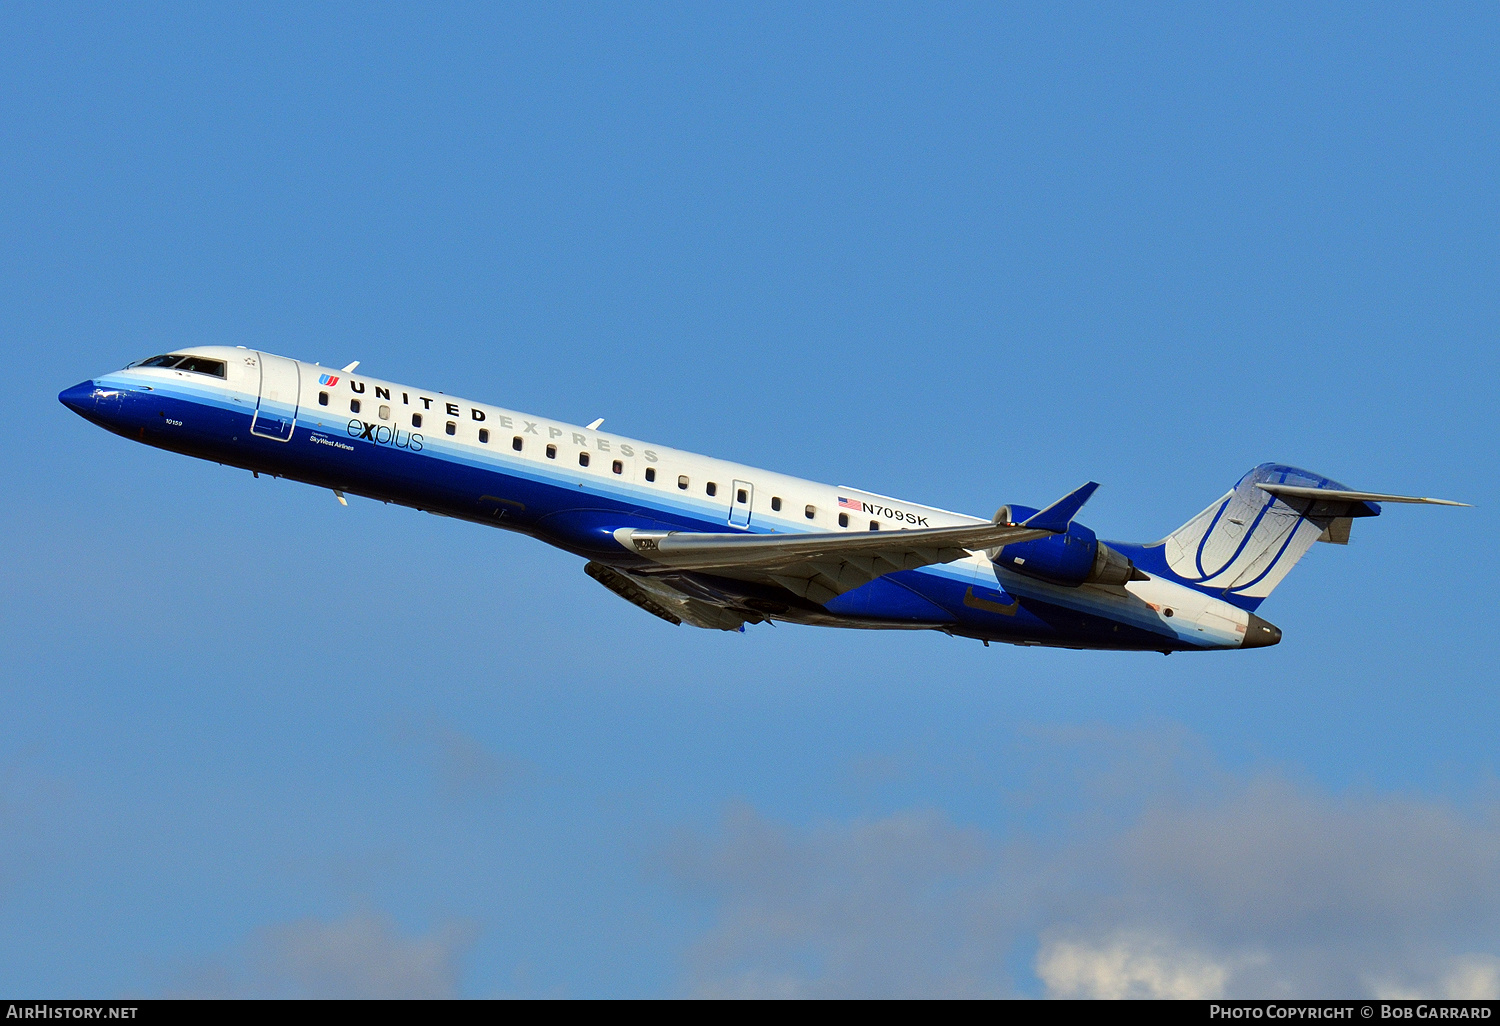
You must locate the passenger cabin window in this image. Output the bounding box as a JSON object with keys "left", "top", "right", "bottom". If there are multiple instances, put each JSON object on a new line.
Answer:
{"left": 176, "top": 357, "right": 227, "bottom": 377}
{"left": 318, "top": 392, "right": 328, "bottom": 406}
{"left": 350, "top": 399, "right": 361, "bottom": 414}
{"left": 645, "top": 467, "right": 656, "bottom": 482}
{"left": 839, "top": 512, "right": 849, "bottom": 528}
{"left": 870, "top": 520, "right": 880, "bottom": 531}
{"left": 412, "top": 413, "right": 422, "bottom": 428}
{"left": 771, "top": 496, "right": 781, "bottom": 511}
{"left": 805, "top": 505, "right": 816, "bottom": 519}
{"left": 378, "top": 405, "right": 390, "bottom": 420}
{"left": 706, "top": 482, "right": 717, "bottom": 497}
{"left": 445, "top": 421, "right": 456, "bottom": 435}
{"left": 546, "top": 444, "right": 557, "bottom": 459}
{"left": 612, "top": 460, "right": 623, "bottom": 475}
{"left": 478, "top": 428, "right": 489, "bottom": 444}
{"left": 678, "top": 475, "right": 689, "bottom": 490}
{"left": 512, "top": 436, "right": 523, "bottom": 451}
{"left": 578, "top": 452, "right": 590, "bottom": 467}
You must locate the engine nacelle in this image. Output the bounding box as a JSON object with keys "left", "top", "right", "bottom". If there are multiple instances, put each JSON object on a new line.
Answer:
{"left": 991, "top": 504, "right": 1144, "bottom": 587}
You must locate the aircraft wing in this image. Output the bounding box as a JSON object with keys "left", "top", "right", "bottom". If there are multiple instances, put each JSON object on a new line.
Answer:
{"left": 612, "top": 519, "right": 1053, "bottom": 604}
{"left": 609, "top": 481, "right": 1098, "bottom": 604}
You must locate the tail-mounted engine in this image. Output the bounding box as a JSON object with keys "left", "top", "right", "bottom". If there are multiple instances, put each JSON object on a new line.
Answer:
{"left": 990, "top": 504, "right": 1146, "bottom": 588}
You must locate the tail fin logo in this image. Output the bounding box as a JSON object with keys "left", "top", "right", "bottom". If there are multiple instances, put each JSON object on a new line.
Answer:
{"left": 1162, "top": 463, "right": 1344, "bottom": 606}
{"left": 318, "top": 374, "right": 339, "bottom": 387}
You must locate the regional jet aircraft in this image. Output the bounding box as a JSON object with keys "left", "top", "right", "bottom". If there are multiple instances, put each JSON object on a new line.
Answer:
{"left": 59, "top": 348, "right": 1465, "bottom": 652}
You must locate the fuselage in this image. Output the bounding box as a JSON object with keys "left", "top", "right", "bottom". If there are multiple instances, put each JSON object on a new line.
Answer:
{"left": 59, "top": 346, "right": 1268, "bottom": 652}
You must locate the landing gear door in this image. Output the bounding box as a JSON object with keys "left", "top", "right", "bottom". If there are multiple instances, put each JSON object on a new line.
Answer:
{"left": 729, "top": 480, "right": 753, "bottom": 529}
{"left": 251, "top": 353, "right": 300, "bottom": 442}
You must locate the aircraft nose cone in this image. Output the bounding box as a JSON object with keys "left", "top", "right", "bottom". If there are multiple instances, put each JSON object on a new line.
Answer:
{"left": 58, "top": 380, "right": 99, "bottom": 415}
{"left": 1242, "top": 613, "right": 1282, "bottom": 648}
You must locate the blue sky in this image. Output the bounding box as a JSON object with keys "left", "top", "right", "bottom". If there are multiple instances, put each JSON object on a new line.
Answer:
{"left": 2, "top": 2, "right": 1496, "bottom": 997}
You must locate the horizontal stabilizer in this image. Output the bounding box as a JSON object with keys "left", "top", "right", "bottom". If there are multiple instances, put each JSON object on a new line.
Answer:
{"left": 1019, "top": 482, "right": 1100, "bottom": 533}
{"left": 1157, "top": 463, "right": 1467, "bottom": 611}
{"left": 1257, "top": 484, "right": 1469, "bottom": 507}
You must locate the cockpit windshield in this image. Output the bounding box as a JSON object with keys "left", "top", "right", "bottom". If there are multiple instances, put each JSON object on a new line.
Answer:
{"left": 133, "top": 354, "right": 227, "bottom": 377}
{"left": 177, "top": 356, "right": 227, "bottom": 377}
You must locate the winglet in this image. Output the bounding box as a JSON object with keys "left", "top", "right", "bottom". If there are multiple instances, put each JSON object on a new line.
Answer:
{"left": 1021, "top": 482, "right": 1100, "bottom": 533}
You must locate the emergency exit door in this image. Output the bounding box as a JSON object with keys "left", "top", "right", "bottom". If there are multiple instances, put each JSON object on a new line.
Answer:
{"left": 729, "top": 480, "right": 753, "bottom": 529}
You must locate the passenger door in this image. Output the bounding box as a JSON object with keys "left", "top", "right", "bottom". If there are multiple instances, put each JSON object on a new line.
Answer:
{"left": 729, "top": 479, "right": 753, "bottom": 529}
{"left": 251, "top": 353, "right": 300, "bottom": 442}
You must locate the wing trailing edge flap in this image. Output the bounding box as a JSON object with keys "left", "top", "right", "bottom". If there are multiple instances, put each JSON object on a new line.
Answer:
{"left": 611, "top": 519, "right": 1055, "bottom": 606}
{"left": 583, "top": 561, "right": 751, "bottom": 632}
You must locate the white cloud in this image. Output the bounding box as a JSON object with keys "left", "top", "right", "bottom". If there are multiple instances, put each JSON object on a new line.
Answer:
{"left": 1437, "top": 957, "right": 1500, "bottom": 1000}
{"left": 1374, "top": 955, "right": 1500, "bottom": 1000}
{"left": 668, "top": 803, "right": 1013, "bottom": 997}
{"left": 398, "top": 721, "right": 526, "bottom": 802}
{"left": 1036, "top": 932, "right": 1234, "bottom": 999}
{"left": 664, "top": 727, "right": 1500, "bottom": 998}
{"left": 172, "top": 912, "right": 476, "bottom": 998}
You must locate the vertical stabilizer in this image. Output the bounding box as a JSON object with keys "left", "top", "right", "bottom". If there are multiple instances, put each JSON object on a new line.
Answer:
{"left": 1159, "top": 464, "right": 1372, "bottom": 610}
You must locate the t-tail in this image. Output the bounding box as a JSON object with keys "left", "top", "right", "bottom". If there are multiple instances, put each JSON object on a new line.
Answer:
{"left": 1120, "top": 463, "right": 1467, "bottom": 612}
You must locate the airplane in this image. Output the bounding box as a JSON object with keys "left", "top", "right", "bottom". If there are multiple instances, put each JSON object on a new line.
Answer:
{"left": 58, "top": 347, "right": 1466, "bottom": 653}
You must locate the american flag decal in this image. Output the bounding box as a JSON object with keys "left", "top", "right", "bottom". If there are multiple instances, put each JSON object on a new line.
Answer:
{"left": 838, "top": 496, "right": 862, "bottom": 511}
